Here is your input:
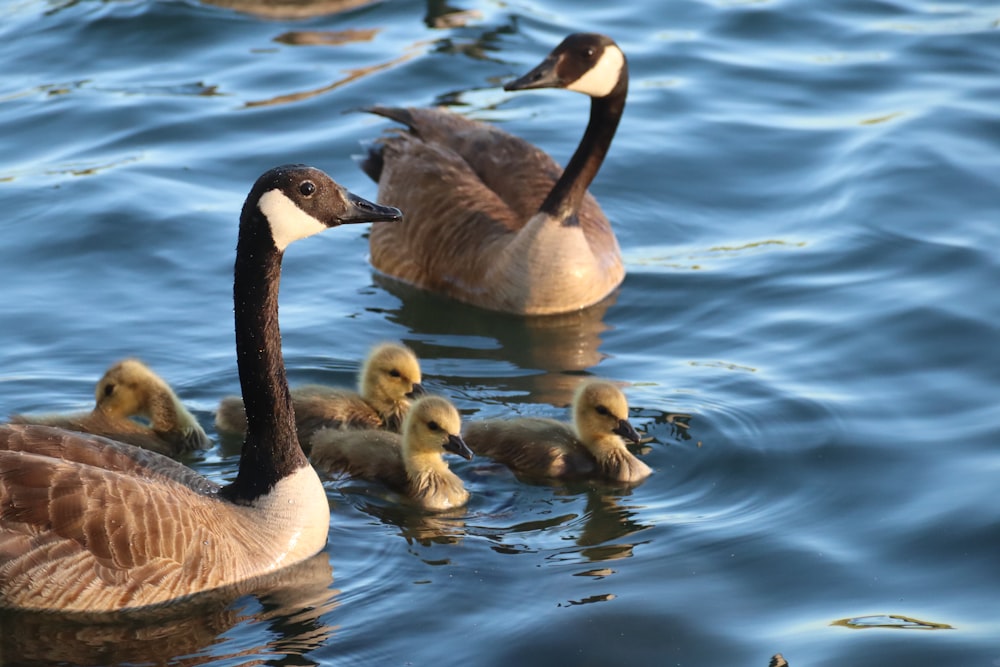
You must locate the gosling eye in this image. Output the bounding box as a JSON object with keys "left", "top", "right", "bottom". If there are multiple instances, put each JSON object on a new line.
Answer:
{"left": 595, "top": 405, "right": 610, "bottom": 416}
{"left": 389, "top": 369, "right": 402, "bottom": 378}
{"left": 103, "top": 384, "right": 115, "bottom": 397}
{"left": 427, "top": 420, "right": 441, "bottom": 432}
{"left": 299, "top": 180, "right": 316, "bottom": 197}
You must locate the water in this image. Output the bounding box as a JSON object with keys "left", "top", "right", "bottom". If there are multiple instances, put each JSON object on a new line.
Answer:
{"left": 1, "top": 0, "right": 998, "bottom": 664}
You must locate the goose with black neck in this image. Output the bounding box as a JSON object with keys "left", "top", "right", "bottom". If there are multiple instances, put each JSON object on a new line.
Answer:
{"left": 0, "top": 164, "right": 401, "bottom": 612}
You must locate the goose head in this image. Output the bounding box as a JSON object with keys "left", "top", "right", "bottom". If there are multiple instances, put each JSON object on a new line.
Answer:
{"left": 401, "top": 396, "right": 473, "bottom": 462}
{"left": 504, "top": 33, "right": 627, "bottom": 99}
{"left": 361, "top": 342, "right": 425, "bottom": 416}
{"left": 573, "top": 380, "right": 641, "bottom": 451}
{"left": 246, "top": 164, "right": 402, "bottom": 252}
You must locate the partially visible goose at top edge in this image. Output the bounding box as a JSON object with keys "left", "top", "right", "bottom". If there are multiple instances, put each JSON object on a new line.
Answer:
{"left": 10, "top": 358, "right": 210, "bottom": 457}
{"left": 0, "top": 164, "right": 401, "bottom": 612}
{"left": 361, "top": 33, "right": 629, "bottom": 315}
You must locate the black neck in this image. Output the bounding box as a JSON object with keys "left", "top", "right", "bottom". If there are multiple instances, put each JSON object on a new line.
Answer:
{"left": 220, "top": 212, "right": 307, "bottom": 503}
{"left": 538, "top": 84, "right": 626, "bottom": 224}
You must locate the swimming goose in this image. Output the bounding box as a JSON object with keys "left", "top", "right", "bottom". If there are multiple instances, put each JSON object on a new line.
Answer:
{"left": 9, "top": 358, "right": 211, "bottom": 457}
{"left": 361, "top": 32, "right": 628, "bottom": 315}
{"left": 309, "top": 395, "right": 474, "bottom": 511}
{"left": 215, "top": 341, "right": 424, "bottom": 445}
{"left": 462, "top": 379, "right": 651, "bottom": 483}
{"left": 0, "top": 164, "right": 402, "bottom": 612}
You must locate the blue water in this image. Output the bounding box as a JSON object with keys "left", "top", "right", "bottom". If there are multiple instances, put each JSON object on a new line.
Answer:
{"left": 1, "top": 0, "right": 999, "bottom": 665}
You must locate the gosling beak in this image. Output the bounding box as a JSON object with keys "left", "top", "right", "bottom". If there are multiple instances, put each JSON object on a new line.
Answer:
{"left": 406, "top": 382, "right": 427, "bottom": 399}
{"left": 612, "top": 418, "right": 641, "bottom": 444}
{"left": 339, "top": 189, "right": 403, "bottom": 225}
{"left": 504, "top": 53, "right": 562, "bottom": 91}
{"left": 444, "top": 433, "right": 474, "bottom": 461}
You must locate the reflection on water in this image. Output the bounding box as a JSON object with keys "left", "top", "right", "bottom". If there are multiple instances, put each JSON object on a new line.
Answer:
{"left": 199, "top": 0, "right": 377, "bottom": 20}
{"left": 275, "top": 28, "right": 379, "bottom": 46}
{"left": 354, "top": 497, "right": 468, "bottom": 547}
{"left": 469, "top": 487, "right": 651, "bottom": 568}
{"left": 244, "top": 31, "right": 418, "bottom": 109}
{"left": 373, "top": 275, "right": 615, "bottom": 406}
{"left": 831, "top": 614, "right": 954, "bottom": 631}
{"left": 0, "top": 551, "right": 338, "bottom": 667}
{"left": 423, "top": 0, "right": 483, "bottom": 29}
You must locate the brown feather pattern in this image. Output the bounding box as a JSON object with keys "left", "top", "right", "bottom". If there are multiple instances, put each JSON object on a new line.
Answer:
{"left": 0, "top": 424, "right": 325, "bottom": 611}
{"left": 367, "top": 109, "right": 623, "bottom": 314}
{"left": 362, "top": 35, "right": 629, "bottom": 315}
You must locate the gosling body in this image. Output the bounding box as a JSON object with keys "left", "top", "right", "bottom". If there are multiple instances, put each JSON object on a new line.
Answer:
{"left": 463, "top": 380, "right": 650, "bottom": 483}
{"left": 10, "top": 358, "right": 210, "bottom": 457}
{"left": 215, "top": 342, "right": 423, "bottom": 445}
{"left": 309, "top": 395, "right": 473, "bottom": 511}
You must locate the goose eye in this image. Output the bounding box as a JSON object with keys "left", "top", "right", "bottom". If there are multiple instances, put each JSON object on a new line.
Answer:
{"left": 299, "top": 180, "right": 316, "bottom": 197}
{"left": 103, "top": 383, "right": 115, "bottom": 397}
{"left": 389, "top": 369, "right": 402, "bottom": 378}
{"left": 595, "top": 405, "right": 610, "bottom": 416}
{"left": 583, "top": 47, "right": 595, "bottom": 58}
{"left": 427, "top": 420, "right": 440, "bottom": 432}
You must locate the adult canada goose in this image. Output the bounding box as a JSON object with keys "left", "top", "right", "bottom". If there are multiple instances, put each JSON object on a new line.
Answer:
{"left": 9, "top": 358, "right": 211, "bottom": 457}
{"left": 309, "top": 395, "right": 474, "bottom": 511}
{"left": 361, "top": 32, "right": 628, "bottom": 315}
{"left": 0, "top": 164, "right": 402, "bottom": 612}
{"left": 462, "top": 379, "right": 651, "bottom": 483}
{"left": 215, "top": 341, "right": 424, "bottom": 445}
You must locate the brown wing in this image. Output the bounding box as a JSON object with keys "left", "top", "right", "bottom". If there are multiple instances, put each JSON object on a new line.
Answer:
{"left": 0, "top": 425, "right": 234, "bottom": 610}
{"left": 10, "top": 409, "right": 201, "bottom": 458}
{"left": 307, "top": 428, "right": 407, "bottom": 491}
{"left": 365, "top": 107, "right": 616, "bottom": 304}
{"left": 369, "top": 107, "right": 561, "bottom": 224}
{"left": 462, "top": 418, "right": 595, "bottom": 479}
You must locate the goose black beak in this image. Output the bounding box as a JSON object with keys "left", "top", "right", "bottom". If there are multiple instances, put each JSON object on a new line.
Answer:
{"left": 444, "top": 433, "right": 474, "bottom": 461}
{"left": 340, "top": 190, "right": 403, "bottom": 225}
{"left": 504, "top": 54, "right": 562, "bottom": 91}
{"left": 612, "top": 418, "right": 641, "bottom": 444}
{"left": 406, "top": 382, "right": 427, "bottom": 399}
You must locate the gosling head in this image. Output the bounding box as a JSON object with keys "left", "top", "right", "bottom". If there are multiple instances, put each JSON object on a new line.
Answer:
{"left": 246, "top": 164, "right": 403, "bottom": 253}
{"left": 361, "top": 342, "right": 425, "bottom": 409}
{"left": 94, "top": 358, "right": 168, "bottom": 419}
{"left": 402, "top": 396, "right": 473, "bottom": 461}
{"left": 572, "top": 379, "right": 641, "bottom": 449}
{"left": 504, "top": 33, "right": 627, "bottom": 100}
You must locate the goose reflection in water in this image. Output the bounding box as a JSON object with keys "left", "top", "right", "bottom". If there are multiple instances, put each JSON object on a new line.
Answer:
{"left": 372, "top": 274, "right": 615, "bottom": 408}
{"left": 0, "top": 551, "right": 338, "bottom": 667}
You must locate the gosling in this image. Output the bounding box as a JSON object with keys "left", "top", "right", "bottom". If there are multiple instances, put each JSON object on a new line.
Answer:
{"left": 9, "top": 358, "right": 210, "bottom": 457}
{"left": 309, "top": 395, "right": 473, "bottom": 511}
{"left": 463, "top": 379, "right": 651, "bottom": 483}
{"left": 215, "top": 342, "right": 424, "bottom": 447}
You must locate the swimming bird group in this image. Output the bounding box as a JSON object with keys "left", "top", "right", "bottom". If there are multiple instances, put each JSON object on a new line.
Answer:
{"left": 0, "top": 33, "right": 658, "bottom": 615}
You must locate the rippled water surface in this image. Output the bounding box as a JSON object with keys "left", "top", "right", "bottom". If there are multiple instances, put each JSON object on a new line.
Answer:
{"left": 1, "top": 0, "right": 998, "bottom": 665}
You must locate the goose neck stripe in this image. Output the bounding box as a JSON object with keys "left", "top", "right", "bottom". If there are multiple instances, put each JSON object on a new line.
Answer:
{"left": 258, "top": 189, "right": 327, "bottom": 252}
{"left": 566, "top": 46, "right": 625, "bottom": 98}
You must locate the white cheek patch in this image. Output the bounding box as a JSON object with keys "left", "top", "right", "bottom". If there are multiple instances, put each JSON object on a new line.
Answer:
{"left": 566, "top": 45, "right": 625, "bottom": 98}
{"left": 258, "top": 189, "right": 328, "bottom": 252}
